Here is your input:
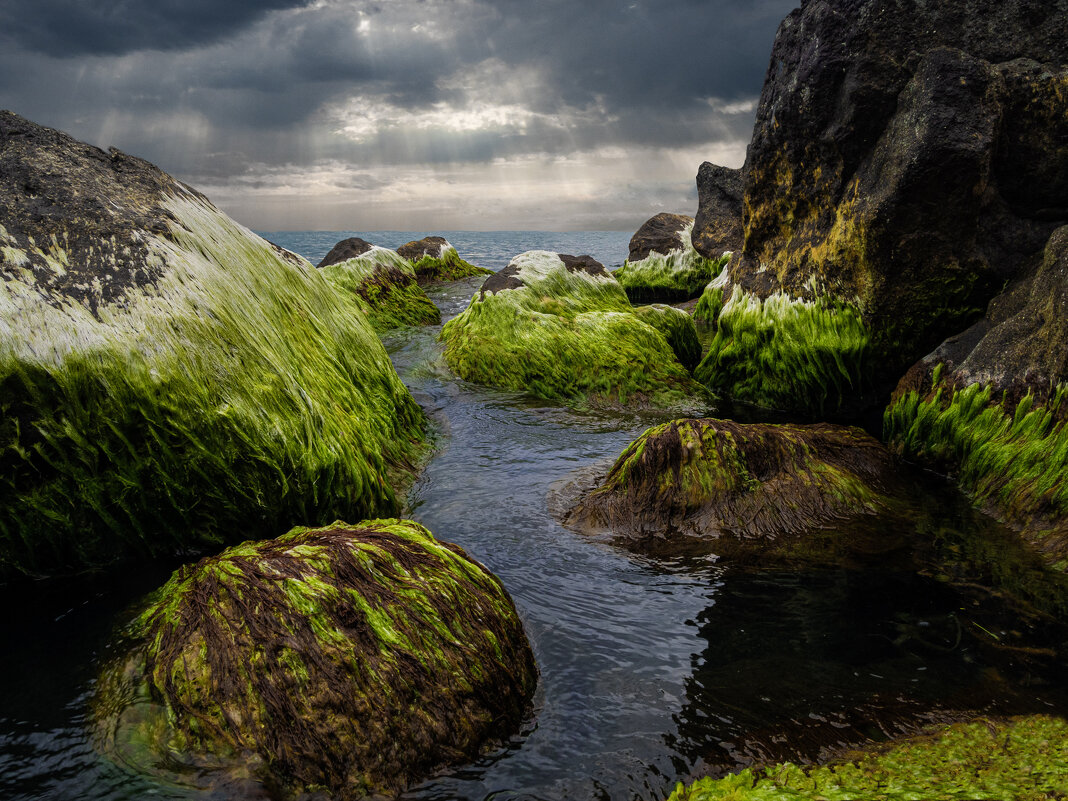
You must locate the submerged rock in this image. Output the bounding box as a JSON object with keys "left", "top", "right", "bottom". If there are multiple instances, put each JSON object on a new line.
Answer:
{"left": 396, "top": 236, "right": 492, "bottom": 284}
{"left": 0, "top": 111, "right": 425, "bottom": 580}
{"left": 93, "top": 519, "right": 537, "bottom": 799}
{"left": 615, "top": 213, "right": 729, "bottom": 303}
{"left": 886, "top": 227, "right": 1068, "bottom": 569}
{"left": 439, "top": 250, "right": 707, "bottom": 409}
{"left": 667, "top": 715, "right": 1068, "bottom": 801}
{"left": 692, "top": 0, "right": 1068, "bottom": 406}
{"left": 564, "top": 418, "right": 899, "bottom": 561}
{"left": 317, "top": 238, "right": 441, "bottom": 332}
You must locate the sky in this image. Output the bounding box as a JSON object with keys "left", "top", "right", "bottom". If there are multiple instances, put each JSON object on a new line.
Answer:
{"left": 0, "top": 0, "right": 798, "bottom": 231}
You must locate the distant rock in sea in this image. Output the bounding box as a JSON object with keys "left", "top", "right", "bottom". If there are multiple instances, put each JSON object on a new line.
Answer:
{"left": 396, "top": 235, "right": 492, "bottom": 284}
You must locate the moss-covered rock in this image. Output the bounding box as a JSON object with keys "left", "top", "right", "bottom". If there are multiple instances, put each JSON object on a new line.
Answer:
{"left": 666, "top": 715, "right": 1068, "bottom": 801}
{"left": 396, "top": 236, "right": 492, "bottom": 284}
{"left": 318, "top": 238, "right": 441, "bottom": 332}
{"left": 615, "top": 214, "right": 729, "bottom": 303}
{"left": 692, "top": 263, "right": 731, "bottom": 326}
{"left": 0, "top": 111, "right": 426, "bottom": 580}
{"left": 93, "top": 518, "right": 537, "bottom": 799}
{"left": 632, "top": 304, "right": 702, "bottom": 371}
{"left": 439, "top": 250, "right": 707, "bottom": 409}
{"left": 563, "top": 417, "right": 899, "bottom": 561}
{"left": 693, "top": 286, "right": 871, "bottom": 415}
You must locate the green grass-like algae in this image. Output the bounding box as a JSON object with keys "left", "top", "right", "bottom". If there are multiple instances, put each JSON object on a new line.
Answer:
{"left": 93, "top": 518, "right": 538, "bottom": 799}
{"left": 694, "top": 286, "right": 871, "bottom": 415}
{"left": 319, "top": 244, "right": 441, "bottom": 332}
{"left": 401, "top": 238, "right": 492, "bottom": 284}
{"left": 439, "top": 250, "right": 706, "bottom": 409}
{"left": 0, "top": 193, "right": 426, "bottom": 579}
{"left": 666, "top": 715, "right": 1068, "bottom": 801}
{"left": 615, "top": 225, "right": 730, "bottom": 303}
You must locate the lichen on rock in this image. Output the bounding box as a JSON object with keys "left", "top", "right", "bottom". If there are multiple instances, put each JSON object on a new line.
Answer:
{"left": 439, "top": 250, "right": 707, "bottom": 409}
{"left": 666, "top": 715, "right": 1068, "bottom": 801}
{"left": 615, "top": 215, "right": 729, "bottom": 303}
{"left": 693, "top": 286, "right": 871, "bottom": 415}
{"left": 563, "top": 417, "right": 899, "bottom": 561}
{"left": 318, "top": 239, "right": 441, "bottom": 332}
{"left": 0, "top": 111, "right": 426, "bottom": 580}
{"left": 92, "top": 518, "right": 538, "bottom": 799}
{"left": 396, "top": 236, "right": 492, "bottom": 284}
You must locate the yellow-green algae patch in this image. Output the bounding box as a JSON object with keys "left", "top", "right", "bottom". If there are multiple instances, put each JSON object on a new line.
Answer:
{"left": 439, "top": 250, "right": 706, "bottom": 409}
{"left": 694, "top": 286, "right": 871, "bottom": 415}
{"left": 615, "top": 223, "right": 730, "bottom": 303}
{"left": 397, "top": 236, "right": 492, "bottom": 284}
{"left": 565, "top": 417, "right": 899, "bottom": 561}
{"left": 0, "top": 192, "right": 426, "bottom": 579}
{"left": 885, "top": 370, "right": 1068, "bottom": 566}
{"left": 693, "top": 263, "right": 730, "bottom": 326}
{"left": 666, "top": 715, "right": 1068, "bottom": 801}
{"left": 632, "top": 304, "right": 702, "bottom": 371}
{"left": 319, "top": 244, "right": 441, "bottom": 332}
{"left": 92, "top": 518, "right": 537, "bottom": 799}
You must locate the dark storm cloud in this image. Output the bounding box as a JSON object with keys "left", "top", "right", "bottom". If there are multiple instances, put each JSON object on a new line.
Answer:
{"left": 0, "top": 0, "right": 313, "bottom": 56}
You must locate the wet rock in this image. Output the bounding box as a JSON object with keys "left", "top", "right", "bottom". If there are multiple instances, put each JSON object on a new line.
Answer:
{"left": 692, "top": 0, "right": 1068, "bottom": 404}
{"left": 440, "top": 250, "right": 708, "bottom": 410}
{"left": 886, "top": 227, "right": 1068, "bottom": 568}
{"left": 0, "top": 111, "right": 426, "bottom": 580}
{"left": 92, "top": 519, "right": 537, "bottom": 799}
{"left": 563, "top": 417, "right": 900, "bottom": 561}
{"left": 691, "top": 163, "right": 743, "bottom": 260}
{"left": 615, "top": 213, "right": 729, "bottom": 303}
{"left": 396, "top": 235, "right": 491, "bottom": 284}
{"left": 318, "top": 240, "right": 441, "bottom": 332}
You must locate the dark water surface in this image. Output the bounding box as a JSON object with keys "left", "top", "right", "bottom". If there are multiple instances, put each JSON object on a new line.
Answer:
{"left": 3, "top": 234, "right": 1067, "bottom": 801}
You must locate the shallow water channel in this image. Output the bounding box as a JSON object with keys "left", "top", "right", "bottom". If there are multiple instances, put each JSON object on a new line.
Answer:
{"left": 3, "top": 275, "right": 1068, "bottom": 801}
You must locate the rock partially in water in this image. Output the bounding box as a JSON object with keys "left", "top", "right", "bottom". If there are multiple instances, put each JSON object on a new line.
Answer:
{"left": 667, "top": 715, "right": 1068, "bottom": 801}
{"left": 563, "top": 417, "right": 900, "bottom": 562}
{"left": 440, "top": 250, "right": 708, "bottom": 410}
{"left": 615, "top": 214, "right": 729, "bottom": 303}
{"left": 93, "top": 519, "right": 537, "bottom": 799}
{"left": 0, "top": 111, "right": 426, "bottom": 580}
{"left": 318, "top": 239, "right": 441, "bottom": 332}
{"left": 886, "top": 228, "right": 1068, "bottom": 569}
{"left": 396, "top": 236, "right": 492, "bottom": 284}
{"left": 693, "top": 0, "right": 1068, "bottom": 398}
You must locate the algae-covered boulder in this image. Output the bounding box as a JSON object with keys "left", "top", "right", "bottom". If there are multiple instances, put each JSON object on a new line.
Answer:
{"left": 885, "top": 229, "right": 1068, "bottom": 569}
{"left": 692, "top": 263, "right": 731, "bottom": 326}
{"left": 694, "top": 286, "right": 871, "bottom": 415}
{"left": 93, "top": 519, "right": 537, "bottom": 799}
{"left": 317, "top": 237, "right": 440, "bottom": 332}
{"left": 396, "top": 235, "right": 492, "bottom": 284}
{"left": 564, "top": 417, "right": 899, "bottom": 560}
{"left": 666, "top": 715, "right": 1068, "bottom": 801}
{"left": 693, "top": 0, "right": 1068, "bottom": 393}
{"left": 631, "top": 304, "right": 701, "bottom": 372}
{"left": 440, "top": 251, "right": 706, "bottom": 408}
{"left": 614, "top": 213, "right": 729, "bottom": 303}
{"left": 0, "top": 111, "right": 425, "bottom": 580}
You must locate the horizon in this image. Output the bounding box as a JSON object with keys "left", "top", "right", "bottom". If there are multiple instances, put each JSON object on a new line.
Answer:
{"left": 0, "top": 0, "right": 798, "bottom": 232}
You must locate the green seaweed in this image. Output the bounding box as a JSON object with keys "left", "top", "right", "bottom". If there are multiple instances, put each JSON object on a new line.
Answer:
{"left": 408, "top": 243, "right": 492, "bottom": 284}
{"left": 694, "top": 285, "right": 725, "bottom": 326}
{"left": 632, "top": 304, "right": 702, "bottom": 371}
{"left": 319, "top": 245, "right": 441, "bottom": 332}
{"left": 885, "top": 372, "right": 1068, "bottom": 559}
{"left": 666, "top": 715, "right": 1068, "bottom": 801}
{"left": 0, "top": 194, "right": 426, "bottom": 580}
{"left": 93, "top": 518, "right": 537, "bottom": 799}
{"left": 694, "top": 286, "right": 871, "bottom": 415}
{"left": 615, "top": 229, "right": 730, "bottom": 303}
{"left": 439, "top": 251, "right": 706, "bottom": 409}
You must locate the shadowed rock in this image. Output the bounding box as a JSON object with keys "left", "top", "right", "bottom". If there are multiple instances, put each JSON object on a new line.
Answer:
{"left": 92, "top": 519, "right": 537, "bottom": 799}
{"left": 692, "top": 163, "right": 744, "bottom": 260}
{"left": 317, "top": 237, "right": 374, "bottom": 267}
{"left": 627, "top": 212, "right": 693, "bottom": 261}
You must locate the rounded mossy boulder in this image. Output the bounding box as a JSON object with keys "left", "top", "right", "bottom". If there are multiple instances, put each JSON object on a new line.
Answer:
{"left": 317, "top": 237, "right": 441, "bottom": 332}
{"left": 614, "top": 214, "right": 730, "bottom": 303}
{"left": 0, "top": 112, "right": 425, "bottom": 580}
{"left": 564, "top": 417, "right": 899, "bottom": 560}
{"left": 666, "top": 715, "right": 1068, "bottom": 801}
{"left": 93, "top": 518, "right": 538, "bottom": 799}
{"left": 694, "top": 286, "right": 871, "bottom": 416}
{"left": 632, "top": 304, "right": 702, "bottom": 372}
{"left": 439, "top": 250, "right": 707, "bottom": 409}
{"left": 396, "top": 236, "right": 492, "bottom": 284}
